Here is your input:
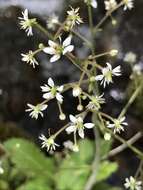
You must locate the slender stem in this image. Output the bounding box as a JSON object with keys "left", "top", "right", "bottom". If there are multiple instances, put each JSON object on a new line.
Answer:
{"left": 34, "top": 23, "right": 53, "bottom": 40}
{"left": 84, "top": 113, "right": 100, "bottom": 190}
{"left": 105, "top": 132, "right": 143, "bottom": 159}
{"left": 94, "top": 1, "right": 124, "bottom": 32}
{"left": 119, "top": 84, "right": 143, "bottom": 118}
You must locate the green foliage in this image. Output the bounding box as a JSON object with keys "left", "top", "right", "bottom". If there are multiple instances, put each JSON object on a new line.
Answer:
{"left": 94, "top": 182, "right": 123, "bottom": 190}
{"left": 2, "top": 138, "right": 120, "bottom": 190}
{"left": 55, "top": 139, "right": 118, "bottom": 190}
{"left": 4, "top": 138, "right": 54, "bottom": 179}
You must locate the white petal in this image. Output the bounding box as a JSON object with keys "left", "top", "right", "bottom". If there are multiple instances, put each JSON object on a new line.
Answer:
{"left": 106, "top": 62, "right": 112, "bottom": 70}
{"left": 56, "top": 93, "right": 63, "bottom": 103}
{"left": 50, "top": 54, "right": 61, "bottom": 62}
{"left": 63, "top": 45, "right": 74, "bottom": 55}
{"left": 57, "top": 85, "right": 64, "bottom": 92}
{"left": 84, "top": 123, "right": 94, "bottom": 129}
{"left": 66, "top": 125, "right": 76, "bottom": 133}
{"left": 40, "top": 104, "right": 48, "bottom": 111}
{"left": 63, "top": 36, "right": 72, "bottom": 47}
{"left": 95, "top": 75, "right": 104, "bottom": 81}
{"left": 43, "top": 47, "right": 56, "bottom": 55}
{"left": 43, "top": 92, "right": 53, "bottom": 99}
{"left": 78, "top": 128, "right": 84, "bottom": 138}
{"left": 48, "top": 40, "right": 57, "bottom": 47}
{"left": 91, "top": 0, "right": 97, "bottom": 8}
{"left": 48, "top": 78, "right": 54, "bottom": 87}
{"left": 107, "top": 124, "right": 115, "bottom": 128}
{"left": 40, "top": 85, "right": 50, "bottom": 92}
{"left": 69, "top": 114, "right": 77, "bottom": 123}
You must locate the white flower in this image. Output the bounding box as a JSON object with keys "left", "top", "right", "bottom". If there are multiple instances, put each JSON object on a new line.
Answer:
{"left": 124, "top": 176, "right": 142, "bottom": 190}
{"left": 124, "top": 52, "right": 136, "bottom": 63}
{"left": 87, "top": 94, "right": 105, "bottom": 110}
{"left": 39, "top": 135, "right": 59, "bottom": 152}
{"left": 95, "top": 62, "right": 121, "bottom": 87}
{"left": 84, "top": 0, "right": 98, "bottom": 8}
{"left": 72, "top": 86, "right": 82, "bottom": 97}
{"left": 21, "top": 51, "right": 39, "bottom": 68}
{"left": 66, "top": 115, "right": 94, "bottom": 138}
{"left": 47, "top": 14, "right": 59, "bottom": 30}
{"left": 133, "top": 64, "right": 142, "bottom": 75}
{"left": 123, "top": 0, "right": 134, "bottom": 11}
{"left": 107, "top": 116, "right": 128, "bottom": 134}
{"left": 43, "top": 36, "right": 74, "bottom": 62}
{"left": 26, "top": 103, "right": 48, "bottom": 119}
{"left": 19, "top": 9, "right": 37, "bottom": 36}
{"left": 66, "top": 7, "right": 83, "bottom": 29}
{"left": 41, "top": 78, "right": 64, "bottom": 103}
{"left": 104, "top": 0, "right": 117, "bottom": 11}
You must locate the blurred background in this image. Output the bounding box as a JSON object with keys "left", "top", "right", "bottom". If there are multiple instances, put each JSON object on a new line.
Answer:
{"left": 0, "top": 0, "right": 143, "bottom": 189}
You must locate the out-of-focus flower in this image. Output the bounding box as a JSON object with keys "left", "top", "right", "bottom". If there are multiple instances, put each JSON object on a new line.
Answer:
{"left": 43, "top": 36, "right": 74, "bottom": 62}
{"left": 21, "top": 51, "right": 39, "bottom": 68}
{"left": 47, "top": 14, "right": 59, "bottom": 30}
{"left": 124, "top": 52, "right": 136, "bottom": 63}
{"left": 66, "top": 115, "right": 94, "bottom": 138}
{"left": 19, "top": 9, "right": 37, "bottom": 36}
{"left": 123, "top": 0, "right": 134, "bottom": 11}
{"left": 39, "top": 135, "right": 59, "bottom": 152}
{"left": 63, "top": 140, "right": 79, "bottom": 152}
{"left": 84, "top": 0, "right": 98, "bottom": 8}
{"left": 104, "top": 133, "right": 111, "bottom": 141}
{"left": 95, "top": 62, "right": 121, "bottom": 87}
{"left": 26, "top": 104, "right": 48, "bottom": 119}
{"left": 0, "top": 161, "right": 4, "bottom": 175}
{"left": 110, "top": 49, "right": 118, "bottom": 57}
{"left": 104, "top": 0, "right": 117, "bottom": 11}
{"left": 41, "top": 78, "right": 63, "bottom": 103}
{"left": 124, "top": 176, "right": 142, "bottom": 190}
{"left": 107, "top": 116, "right": 128, "bottom": 134}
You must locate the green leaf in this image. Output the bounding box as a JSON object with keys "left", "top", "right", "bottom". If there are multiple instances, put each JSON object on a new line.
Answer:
{"left": 4, "top": 138, "right": 54, "bottom": 180}
{"left": 96, "top": 161, "right": 118, "bottom": 183}
{"left": 100, "top": 140, "right": 112, "bottom": 158}
{"left": 16, "top": 178, "right": 52, "bottom": 190}
{"left": 55, "top": 139, "right": 94, "bottom": 190}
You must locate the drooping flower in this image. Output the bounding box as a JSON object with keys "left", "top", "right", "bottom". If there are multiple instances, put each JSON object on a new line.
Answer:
{"left": 41, "top": 78, "right": 64, "bottom": 103}
{"left": 104, "top": 0, "right": 117, "bottom": 11}
{"left": 95, "top": 62, "right": 121, "bottom": 87}
{"left": 66, "top": 115, "right": 94, "bottom": 138}
{"left": 72, "top": 86, "right": 82, "bottom": 97}
{"left": 107, "top": 116, "right": 128, "bottom": 134}
{"left": 87, "top": 94, "right": 105, "bottom": 110}
{"left": 123, "top": 0, "right": 134, "bottom": 11}
{"left": 26, "top": 103, "right": 48, "bottom": 119}
{"left": 19, "top": 9, "right": 37, "bottom": 36}
{"left": 39, "top": 135, "right": 59, "bottom": 152}
{"left": 84, "top": 0, "right": 98, "bottom": 8}
{"left": 21, "top": 51, "right": 39, "bottom": 68}
{"left": 124, "top": 176, "right": 142, "bottom": 190}
{"left": 124, "top": 52, "right": 136, "bottom": 63}
{"left": 43, "top": 36, "right": 74, "bottom": 62}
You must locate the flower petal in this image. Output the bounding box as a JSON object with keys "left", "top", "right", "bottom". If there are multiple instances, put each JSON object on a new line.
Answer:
{"left": 63, "top": 45, "right": 74, "bottom": 55}
{"left": 50, "top": 54, "right": 61, "bottom": 62}
{"left": 48, "top": 78, "right": 54, "bottom": 87}
{"left": 63, "top": 36, "right": 72, "bottom": 47}
{"left": 56, "top": 93, "right": 63, "bottom": 103}
{"left": 69, "top": 114, "right": 77, "bottom": 123}
{"left": 66, "top": 125, "right": 76, "bottom": 133}
{"left": 84, "top": 123, "right": 94, "bottom": 129}
{"left": 78, "top": 128, "right": 84, "bottom": 138}
{"left": 43, "top": 47, "right": 56, "bottom": 55}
